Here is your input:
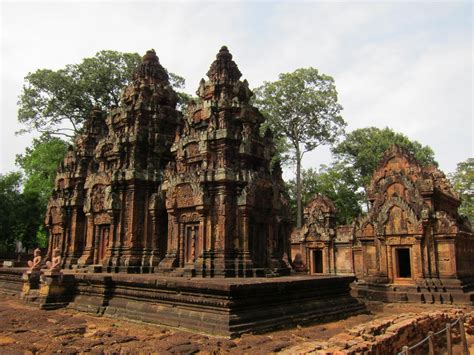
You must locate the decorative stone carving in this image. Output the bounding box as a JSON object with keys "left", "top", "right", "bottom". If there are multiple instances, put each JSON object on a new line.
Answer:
{"left": 159, "top": 46, "right": 291, "bottom": 277}
{"left": 27, "top": 249, "right": 42, "bottom": 272}
{"left": 45, "top": 49, "right": 180, "bottom": 271}
{"left": 46, "top": 248, "right": 62, "bottom": 273}
{"left": 290, "top": 195, "right": 341, "bottom": 275}
{"left": 352, "top": 145, "right": 474, "bottom": 297}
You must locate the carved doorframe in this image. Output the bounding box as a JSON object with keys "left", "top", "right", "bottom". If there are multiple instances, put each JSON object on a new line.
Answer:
{"left": 387, "top": 235, "right": 417, "bottom": 284}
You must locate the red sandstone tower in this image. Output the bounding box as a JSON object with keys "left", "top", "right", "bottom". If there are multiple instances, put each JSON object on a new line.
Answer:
{"left": 45, "top": 50, "right": 181, "bottom": 272}
{"left": 158, "top": 46, "right": 291, "bottom": 277}
{"left": 45, "top": 47, "right": 290, "bottom": 276}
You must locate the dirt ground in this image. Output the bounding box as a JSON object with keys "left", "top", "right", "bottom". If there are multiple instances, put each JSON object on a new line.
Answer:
{"left": 0, "top": 293, "right": 473, "bottom": 354}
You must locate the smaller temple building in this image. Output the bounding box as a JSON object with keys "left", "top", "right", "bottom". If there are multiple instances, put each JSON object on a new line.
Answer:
{"left": 292, "top": 146, "right": 474, "bottom": 304}
{"left": 353, "top": 145, "right": 474, "bottom": 303}
{"left": 290, "top": 196, "right": 353, "bottom": 275}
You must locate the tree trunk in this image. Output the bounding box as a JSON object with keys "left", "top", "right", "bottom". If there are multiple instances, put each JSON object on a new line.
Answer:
{"left": 296, "top": 150, "right": 302, "bottom": 229}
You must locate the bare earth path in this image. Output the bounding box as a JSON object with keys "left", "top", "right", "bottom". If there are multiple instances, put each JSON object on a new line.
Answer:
{"left": 0, "top": 294, "right": 472, "bottom": 354}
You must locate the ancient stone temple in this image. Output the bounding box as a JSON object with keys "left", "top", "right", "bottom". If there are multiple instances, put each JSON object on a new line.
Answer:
{"left": 45, "top": 50, "right": 180, "bottom": 272}
{"left": 32, "top": 47, "right": 365, "bottom": 335}
{"left": 159, "top": 46, "right": 291, "bottom": 277}
{"left": 290, "top": 195, "right": 354, "bottom": 275}
{"left": 44, "top": 47, "right": 291, "bottom": 277}
{"left": 352, "top": 145, "right": 474, "bottom": 303}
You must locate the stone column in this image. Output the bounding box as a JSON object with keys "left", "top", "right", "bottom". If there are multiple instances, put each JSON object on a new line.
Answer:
{"left": 387, "top": 245, "right": 394, "bottom": 282}
{"left": 179, "top": 222, "right": 185, "bottom": 267}
{"left": 413, "top": 236, "right": 424, "bottom": 279}
{"left": 326, "top": 243, "right": 331, "bottom": 274}
{"left": 78, "top": 214, "right": 95, "bottom": 266}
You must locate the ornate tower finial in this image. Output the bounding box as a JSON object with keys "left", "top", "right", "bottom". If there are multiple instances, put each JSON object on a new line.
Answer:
{"left": 206, "top": 45, "right": 242, "bottom": 83}
{"left": 134, "top": 49, "right": 169, "bottom": 82}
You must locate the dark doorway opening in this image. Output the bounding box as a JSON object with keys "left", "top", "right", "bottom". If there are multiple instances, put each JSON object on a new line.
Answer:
{"left": 396, "top": 248, "right": 411, "bottom": 278}
{"left": 312, "top": 249, "right": 323, "bottom": 274}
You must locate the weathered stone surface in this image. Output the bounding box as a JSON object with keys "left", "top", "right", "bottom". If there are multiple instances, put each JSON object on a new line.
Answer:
{"left": 353, "top": 145, "right": 474, "bottom": 304}
{"left": 292, "top": 145, "right": 474, "bottom": 304}
{"left": 69, "top": 273, "right": 364, "bottom": 337}
{"left": 43, "top": 46, "right": 290, "bottom": 278}
{"left": 291, "top": 195, "right": 353, "bottom": 275}
{"left": 5, "top": 292, "right": 473, "bottom": 354}
{"left": 44, "top": 49, "right": 180, "bottom": 272}
{"left": 159, "top": 46, "right": 291, "bottom": 277}
{"left": 0, "top": 266, "right": 364, "bottom": 337}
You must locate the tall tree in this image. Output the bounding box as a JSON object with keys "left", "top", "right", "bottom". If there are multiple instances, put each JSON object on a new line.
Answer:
{"left": 449, "top": 158, "right": 473, "bottom": 222}
{"left": 332, "top": 127, "right": 437, "bottom": 209}
{"left": 255, "top": 67, "right": 345, "bottom": 227}
{"left": 18, "top": 50, "right": 188, "bottom": 138}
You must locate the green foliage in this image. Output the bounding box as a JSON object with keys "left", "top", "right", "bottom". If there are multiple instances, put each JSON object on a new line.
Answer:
{"left": 18, "top": 50, "right": 188, "bottom": 138}
{"left": 18, "top": 51, "right": 141, "bottom": 138}
{"left": 286, "top": 164, "right": 363, "bottom": 225}
{"left": 255, "top": 67, "right": 345, "bottom": 227}
{"left": 449, "top": 158, "right": 474, "bottom": 222}
{"left": 16, "top": 135, "right": 69, "bottom": 206}
{"left": 7, "top": 135, "right": 69, "bottom": 250}
{"left": 0, "top": 172, "right": 44, "bottom": 252}
{"left": 332, "top": 127, "right": 437, "bottom": 191}
{"left": 255, "top": 67, "right": 345, "bottom": 159}
{"left": 283, "top": 127, "right": 438, "bottom": 226}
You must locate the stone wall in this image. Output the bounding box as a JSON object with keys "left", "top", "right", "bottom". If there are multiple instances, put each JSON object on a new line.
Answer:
{"left": 283, "top": 309, "right": 470, "bottom": 354}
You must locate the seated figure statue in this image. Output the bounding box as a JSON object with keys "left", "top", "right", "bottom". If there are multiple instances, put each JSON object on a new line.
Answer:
{"left": 27, "top": 248, "right": 42, "bottom": 272}
{"left": 46, "top": 248, "right": 61, "bottom": 273}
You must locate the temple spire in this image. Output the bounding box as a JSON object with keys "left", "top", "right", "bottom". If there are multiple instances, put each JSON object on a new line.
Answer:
{"left": 133, "top": 49, "right": 169, "bottom": 82}
{"left": 206, "top": 46, "right": 242, "bottom": 83}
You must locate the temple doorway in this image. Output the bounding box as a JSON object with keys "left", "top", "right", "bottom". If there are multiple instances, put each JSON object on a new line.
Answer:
{"left": 396, "top": 248, "right": 412, "bottom": 278}
{"left": 312, "top": 249, "right": 323, "bottom": 274}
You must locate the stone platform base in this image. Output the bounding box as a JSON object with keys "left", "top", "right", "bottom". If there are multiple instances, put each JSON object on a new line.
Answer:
{"left": 71, "top": 274, "right": 365, "bottom": 337}
{"left": 352, "top": 278, "right": 474, "bottom": 305}
{"left": 0, "top": 267, "right": 26, "bottom": 295}
{"left": 0, "top": 268, "right": 365, "bottom": 337}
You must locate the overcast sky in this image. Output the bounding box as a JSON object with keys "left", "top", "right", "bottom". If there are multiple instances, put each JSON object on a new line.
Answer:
{"left": 1, "top": 0, "right": 472, "bottom": 179}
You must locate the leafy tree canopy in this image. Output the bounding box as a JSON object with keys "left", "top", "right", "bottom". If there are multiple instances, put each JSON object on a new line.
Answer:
{"left": 449, "top": 158, "right": 474, "bottom": 222}
{"left": 16, "top": 135, "right": 69, "bottom": 206}
{"left": 285, "top": 127, "right": 438, "bottom": 225}
{"left": 255, "top": 67, "right": 345, "bottom": 227}
{"left": 6, "top": 135, "right": 69, "bottom": 250}
{"left": 332, "top": 127, "right": 437, "bottom": 190}
{"left": 18, "top": 50, "right": 188, "bottom": 138}
{"left": 255, "top": 67, "right": 345, "bottom": 162}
